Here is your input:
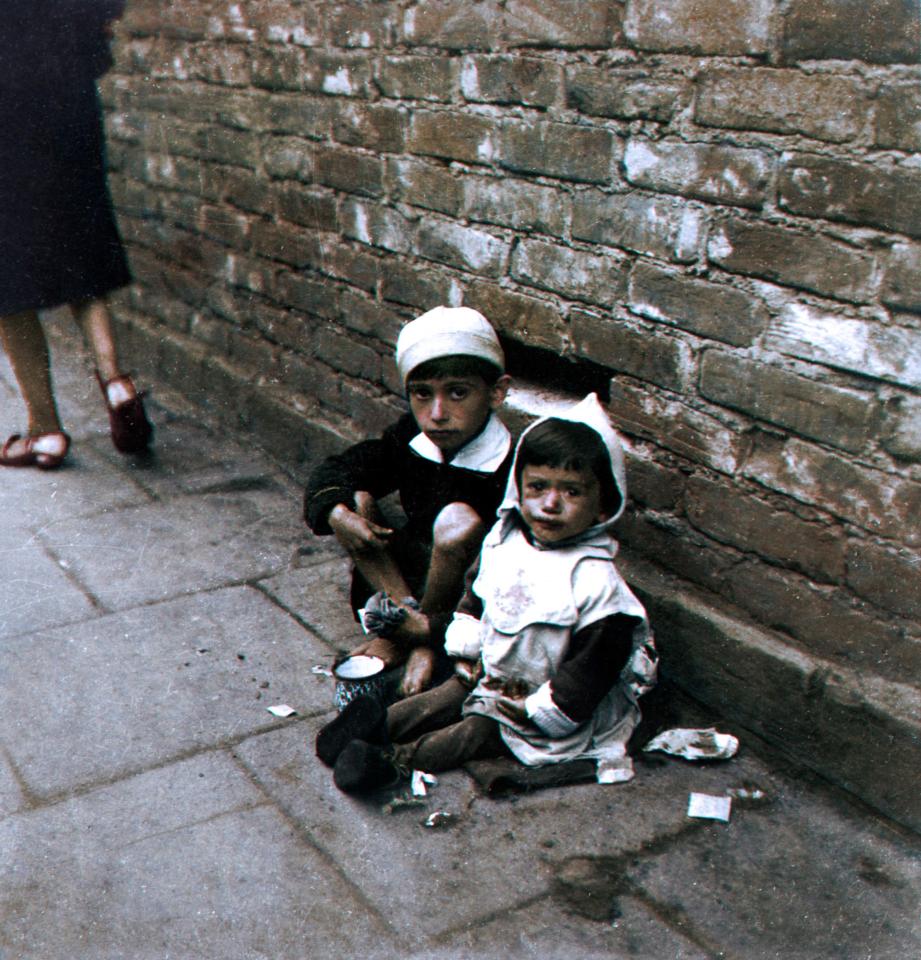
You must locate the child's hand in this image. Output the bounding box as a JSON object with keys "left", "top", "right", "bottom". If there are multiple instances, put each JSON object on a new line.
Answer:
{"left": 454, "top": 658, "right": 482, "bottom": 688}
{"left": 329, "top": 504, "right": 393, "bottom": 551}
{"left": 494, "top": 695, "right": 529, "bottom": 725}
{"left": 351, "top": 636, "right": 405, "bottom": 668}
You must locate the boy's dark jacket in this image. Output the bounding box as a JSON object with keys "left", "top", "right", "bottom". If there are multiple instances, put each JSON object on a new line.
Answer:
{"left": 304, "top": 412, "right": 513, "bottom": 541}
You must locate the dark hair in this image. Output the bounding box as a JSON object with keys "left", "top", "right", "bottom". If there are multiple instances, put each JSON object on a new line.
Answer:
{"left": 406, "top": 355, "right": 504, "bottom": 386}
{"left": 516, "top": 418, "right": 621, "bottom": 516}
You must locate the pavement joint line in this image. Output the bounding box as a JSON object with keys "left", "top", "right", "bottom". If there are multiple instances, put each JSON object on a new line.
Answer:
{"left": 250, "top": 580, "right": 347, "bottom": 655}
{"left": 0, "top": 720, "right": 315, "bottom": 819}
{"left": 38, "top": 538, "right": 110, "bottom": 615}
{"left": 114, "top": 798, "right": 274, "bottom": 852}
{"left": 0, "top": 744, "right": 43, "bottom": 811}
{"left": 628, "top": 884, "right": 731, "bottom": 960}
{"left": 429, "top": 890, "right": 552, "bottom": 946}
{"left": 227, "top": 747, "right": 404, "bottom": 947}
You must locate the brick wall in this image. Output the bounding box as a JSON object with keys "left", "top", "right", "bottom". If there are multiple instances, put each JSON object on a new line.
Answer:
{"left": 104, "top": 1, "right": 921, "bottom": 824}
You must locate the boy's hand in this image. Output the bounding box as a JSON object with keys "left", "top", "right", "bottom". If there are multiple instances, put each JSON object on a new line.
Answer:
{"left": 494, "top": 695, "right": 529, "bottom": 725}
{"left": 350, "top": 636, "right": 405, "bottom": 669}
{"left": 328, "top": 504, "right": 393, "bottom": 551}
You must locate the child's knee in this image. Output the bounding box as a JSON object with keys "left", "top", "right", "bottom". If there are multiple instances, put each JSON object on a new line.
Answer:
{"left": 432, "top": 503, "right": 484, "bottom": 555}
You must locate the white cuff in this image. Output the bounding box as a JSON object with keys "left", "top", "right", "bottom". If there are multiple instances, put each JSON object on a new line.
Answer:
{"left": 525, "top": 683, "right": 581, "bottom": 738}
{"left": 444, "top": 614, "right": 483, "bottom": 660}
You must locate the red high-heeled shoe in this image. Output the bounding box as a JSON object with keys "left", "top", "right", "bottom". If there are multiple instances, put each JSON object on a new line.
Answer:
{"left": 96, "top": 372, "right": 153, "bottom": 453}
{"left": 0, "top": 431, "right": 70, "bottom": 469}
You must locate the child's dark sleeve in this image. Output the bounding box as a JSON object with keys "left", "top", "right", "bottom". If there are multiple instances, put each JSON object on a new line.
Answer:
{"left": 304, "top": 414, "right": 414, "bottom": 535}
{"left": 526, "top": 614, "right": 640, "bottom": 733}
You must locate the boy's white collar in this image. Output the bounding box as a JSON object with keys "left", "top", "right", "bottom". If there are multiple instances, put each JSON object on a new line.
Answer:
{"left": 409, "top": 413, "right": 511, "bottom": 471}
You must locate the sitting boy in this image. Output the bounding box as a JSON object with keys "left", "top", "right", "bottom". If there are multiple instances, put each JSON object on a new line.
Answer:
{"left": 304, "top": 306, "right": 512, "bottom": 697}
{"left": 315, "top": 393, "right": 658, "bottom": 792}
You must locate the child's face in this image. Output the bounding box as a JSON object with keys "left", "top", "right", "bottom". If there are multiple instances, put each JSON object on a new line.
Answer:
{"left": 408, "top": 374, "right": 508, "bottom": 457}
{"left": 519, "top": 463, "right": 608, "bottom": 543}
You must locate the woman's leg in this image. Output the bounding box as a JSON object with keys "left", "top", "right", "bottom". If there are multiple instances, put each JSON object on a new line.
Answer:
{"left": 0, "top": 310, "right": 62, "bottom": 436}
{"left": 71, "top": 298, "right": 125, "bottom": 390}
{"left": 73, "top": 297, "right": 153, "bottom": 452}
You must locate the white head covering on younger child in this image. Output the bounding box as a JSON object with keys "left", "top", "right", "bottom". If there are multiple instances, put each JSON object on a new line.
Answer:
{"left": 396, "top": 306, "right": 505, "bottom": 387}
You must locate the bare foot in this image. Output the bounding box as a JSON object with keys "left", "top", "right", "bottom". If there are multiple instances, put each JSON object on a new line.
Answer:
{"left": 349, "top": 636, "right": 406, "bottom": 669}
{"left": 400, "top": 646, "right": 435, "bottom": 697}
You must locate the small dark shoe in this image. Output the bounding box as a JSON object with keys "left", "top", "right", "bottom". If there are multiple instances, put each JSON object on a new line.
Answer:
{"left": 333, "top": 740, "right": 401, "bottom": 794}
{"left": 316, "top": 696, "right": 388, "bottom": 768}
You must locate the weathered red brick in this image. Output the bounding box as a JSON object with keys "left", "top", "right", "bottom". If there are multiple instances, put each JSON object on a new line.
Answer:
{"left": 766, "top": 303, "right": 921, "bottom": 390}
{"left": 463, "top": 282, "right": 565, "bottom": 352}
{"left": 301, "top": 53, "right": 374, "bottom": 98}
{"left": 571, "top": 311, "right": 690, "bottom": 391}
{"left": 379, "top": 262, "right": 454, "bottom": 310}
{"left": 402, "top": 1, "right": 503, "bottom": 50}
{"left": 881, "top": 394, "right": 921, "bottom": 463}
{"left": 275, "top": 185, "right": 338, "bottom": 231}
{"left": 629, "top": 262, "right": 767, "bottom": 346}
{"left": 875, "top": 84, "right": 921, "bottom": 151}
{"left": 263, "top": 137, "right": 314, "bottom": 182}
{"left": 573, "top": 191, "right": 704, "bottom": 263}
{"left": 699, "top": 350, "right": 875, "bottom": 454}
{"left": 708, "top": 218, "right": 875, "bottom": 304}
{"left": 377, "top": 57, "right": 456, "bottom": 102}
{"left": 686, "top": 475, "right": 846, "bottom": 583}
{"left": 626, "top": 457, "right": 685, "bottom": 511}
{"left": 504, "top": 0, "right": 621, "bottom": 48}
{"left": 251, "top": 221, "right": 323, "bottom": 270}
{"left": 461, "top": 56, "right": 561, "bottom": 107}
{"left": 388, "top": 158, "right": 463, "bottom": 216}
{"left": 410, "top": 110, "right": 500, "bottom": 165}
{"left": 625, "top": 0, "right": 772, "bottom": 56}
{"left": 265, "top": 95, "right": 334, "bottom": 138}
{"left": 502, "top": 121, "right": 616, "bottom": 184}
{"left": 324, "top": 4, "right": 394, "bottom": 47}
{"left": 882, "top": 243, "right": 921, "bottom": 314}
{"left": 847, "top": 541, "right": 921, "bottom": 619}
{"left": 463, "top": 176, "right": 566, "bottom": 235}
{"left": 624, "top": 139, "right": 770, "bottom": 209}
{"left": 337, "top": 289, "right": 406, "bottom": 347}
{"left": 274, "top": 272, "right": 339, "bottom": 322}
{"left": 782, "top": 0, "right": 921, "bottom": 65}
{"left": 609, "top": 381, "right": 743, "bottom": 474}
{"left": 314, "top": 145, "right": 385, "bottom": 198}
{"left": 342, "top": 199, "right": 415, "bottom": 254}
{"left": 567, "top": 67, "right": 689, "bottom": 122}
{"left": 779, "top": 154, "right": 921, "bottom": 239}
{"left": 743, "top": 431, "right": 921, "bottom": 544}
{"left": 333, "top": 103, "right": 408, "bottom": 153}
{"left": 316, "top": 328, "right": 382, "bottom": 381}
{"left": 511, "top": 239, "right": 628, "bottom": 307}
{"left": 696, "top": 68, "right": 866, "bottom": 144}
{"left": 416, "top": 220, "right": 509, "bottom": 277}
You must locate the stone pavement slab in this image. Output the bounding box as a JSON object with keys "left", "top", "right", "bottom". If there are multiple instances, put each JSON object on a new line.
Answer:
{"left": 0, "top": 752, "right": 394, "bottom": 960}
{"left": 626, "top": 783, "right": 921, "bottom": 960}
{"left": 0, "top": 524, "right": 98, "bottom": 640}
{"left": 259, "top": 556, "right": 363, "bottom": 649}
{"left": 0, "top": 587, "right": 328, "bottom": 799}
{"left": 40, "top": 486, "right": 300, "bottom": 611}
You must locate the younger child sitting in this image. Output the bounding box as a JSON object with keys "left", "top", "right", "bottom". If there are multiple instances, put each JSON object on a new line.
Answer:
{"left": 305, "top": 306, "right": 512, "bottom": 697}
{"left": 316, "top": 394, "right": 657, "bottom": 791}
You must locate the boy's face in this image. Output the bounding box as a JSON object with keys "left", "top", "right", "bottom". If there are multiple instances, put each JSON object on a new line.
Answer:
{"left": 408, "top": 374, "right": 509, "bottom": 458}
{"left": 519, "top": 464, "right": 608, "bottom": 544}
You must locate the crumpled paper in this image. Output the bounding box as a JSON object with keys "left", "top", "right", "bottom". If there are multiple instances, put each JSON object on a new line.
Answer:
{"left": 643, "top": 727, "right": 739, "bottom": 761}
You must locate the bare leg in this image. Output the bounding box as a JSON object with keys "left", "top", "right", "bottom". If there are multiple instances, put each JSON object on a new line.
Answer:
{"left": 347, "top": 491, "right": 416, "bottom": 600}
{"left": 420, "top": 502, "right": 485, "bottom": 620}
{"left": 400, "top": 503, "right": 485, "bottom": 695}
{"left": 0, "top": 310, "right": 63, "bottom": 436}
{"left": 71, "top": 298, "right": 129, "bottom": 390}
